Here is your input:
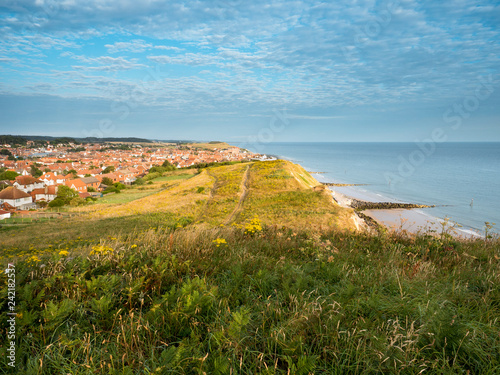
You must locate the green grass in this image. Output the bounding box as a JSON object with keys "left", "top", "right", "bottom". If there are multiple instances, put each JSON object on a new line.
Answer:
{"left": 95, "top": 190, "right": 156, "bottom": 205}
{"left": 151, "top": 173, "right": 194, "bottom": 182}
{"left": 0, "top": 216, "right": 499, "bottom": 374}
{"left": 0, "top": 161, "right": 499, "bottom": 374}
{"left": 1, "top": 217, "right": 51, "bottom": 224}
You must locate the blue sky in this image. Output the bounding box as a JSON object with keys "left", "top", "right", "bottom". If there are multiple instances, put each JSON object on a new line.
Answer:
{"left": 0, "top": 0, "right": 499, "bottom": 143}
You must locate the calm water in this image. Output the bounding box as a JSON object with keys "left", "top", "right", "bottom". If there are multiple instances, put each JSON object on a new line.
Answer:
{"left": 243, "top": 142, "right": 500, "bottom": 233}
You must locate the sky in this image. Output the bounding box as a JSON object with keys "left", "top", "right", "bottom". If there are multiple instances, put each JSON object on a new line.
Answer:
{"left": 0, "top": 0, "right": 499, "bottom": 144}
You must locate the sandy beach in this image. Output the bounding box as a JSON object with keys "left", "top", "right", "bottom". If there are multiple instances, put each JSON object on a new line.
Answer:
{"left": 315, "top": 174, "right": 482, "bottom": 239}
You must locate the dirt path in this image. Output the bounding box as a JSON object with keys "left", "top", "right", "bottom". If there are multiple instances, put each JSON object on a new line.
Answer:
{"left": 196, "top": 169, "right": 219, "bottom": 221}
{"left": 224, "top": 165, "right": 251, "bottom": 225}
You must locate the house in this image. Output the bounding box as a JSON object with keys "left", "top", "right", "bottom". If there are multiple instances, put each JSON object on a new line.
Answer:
{"left": 99, "top": 172, "right": 123, "bottom": 183}
{"left": 80, "top": 176, "right": 100, "bottom": 191}
{"left": 0, "top": 202, "right": 15, "bottom": 212}
{"left": 30, "top": 185, "right": 58, "bottom": 203}
{"left": 65, "top": 179, "right": 87, "bottom": 193}
{"left": 13, "top": 175, "right": 45, "bottom": 193}
{"left": 118, "top": 169, "right": 136, "bottom": 184}
{"left": 39, "top": 172, "right": 66, "bottom": 186}
{"left": 0, "top": 209, "right": 10, "bottom": 220}
{"left": 0, "top": 186, "right": 35, "bottom": 210}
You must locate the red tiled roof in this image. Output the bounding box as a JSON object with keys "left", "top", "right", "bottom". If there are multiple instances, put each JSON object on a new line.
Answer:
{"left": 15, "top": 175, "right": 42, "bottom": 185}
{"left": 0, "top": 186, "right": 31, "bottom": 199}
{"left": 66, "top": 179, "right": 86, "bottom": 188}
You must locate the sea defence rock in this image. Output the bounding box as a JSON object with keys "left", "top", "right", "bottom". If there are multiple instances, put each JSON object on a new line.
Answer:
{"left": 349, "top": 198, "right": 435, "bottom": 211}
{"left": 323, "top": 183, "right": 369, "bottom": 187}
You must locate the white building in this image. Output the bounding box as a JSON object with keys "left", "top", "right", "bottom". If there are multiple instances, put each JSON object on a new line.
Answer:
{"left": 13, "top": 175, "right": 45, "bottom": 193}
{"left": 0, "top": 187, "right": 34, "bottom": 210}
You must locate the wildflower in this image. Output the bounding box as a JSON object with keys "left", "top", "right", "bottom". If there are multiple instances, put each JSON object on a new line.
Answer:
{"left": 245, "top": 216, "right": 262, "bottom": 235}
{"left": 27, "top": 256, "right": 41, "bottom": 263}
{"left": 90, "top": 245, "right": 114, "bottom": 255}
{"left": 131, "top": 244, "right": 137, "bottom": 249}
{"left": 212, "top": 238, "right": 227, "bottom": 247}
{"left": 59, "top": 250, "right": 69, "bottom": 257}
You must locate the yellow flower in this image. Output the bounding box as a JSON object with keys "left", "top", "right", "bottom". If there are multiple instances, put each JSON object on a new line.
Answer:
{"left": 212, "top": 238, "right": 227, "bottom": 247}
{"left": 245, "top": 216, "right": 262, "bottom": 235}
{"left": 131, "top": 244, "right": 137, "bottom": 249}
{"left": 59, "top": 250, "right": 69, "bottom": 257}
{"left": 27, "top": 256, "right": 41, "bottom": 263}
{"left": 90, "top": 245, "right": 114, "bottom": 255}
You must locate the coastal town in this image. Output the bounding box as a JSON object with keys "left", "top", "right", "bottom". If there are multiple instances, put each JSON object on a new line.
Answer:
{"left": 0, "top": 137, "right": 262, "bottom": 220}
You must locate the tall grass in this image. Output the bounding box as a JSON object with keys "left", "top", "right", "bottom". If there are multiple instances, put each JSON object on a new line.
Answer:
{"left": 1, "top": 221, "right": 499, "bottom": 374}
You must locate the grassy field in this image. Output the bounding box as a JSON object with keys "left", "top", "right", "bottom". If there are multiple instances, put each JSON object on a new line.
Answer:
{"left": 0, "top": 161, "right": 499, "bottom": 374}
{"left": 185, "top": 141, "right": 231, "bottom": 150}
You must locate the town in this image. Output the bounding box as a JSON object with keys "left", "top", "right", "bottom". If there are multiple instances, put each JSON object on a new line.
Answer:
{"left": 0, "top": 137, "right": 263, "bottom": 220}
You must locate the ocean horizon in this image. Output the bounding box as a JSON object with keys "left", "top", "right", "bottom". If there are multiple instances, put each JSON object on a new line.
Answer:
{"left": 242, "top": 142, "right": 500, "bottom": 234}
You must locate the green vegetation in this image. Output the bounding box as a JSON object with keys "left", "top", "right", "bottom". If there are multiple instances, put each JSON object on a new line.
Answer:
{"left": 186, "top": 160, "right": 249, "bottom": 170}
{"left": 0, "top": 161, "right": 499, "bottom": 374}
{"left": 0, "top": 135, "right": 26, "bottom": 146}
{"left": 48, "top": 185, "right": 79, "bottom": 208}
{"left": 102, "top": 166, "right": 115, "bottom": 174}
{"left": 67, "top": 146, "right": 86, "bottom": 152}
{"left": 30, "top": 163, "right": 43, "bottom": 178}
{"left": 1, "top": 219, "right": 499, "bottom": 374}
{"left": 53, "top": 137, "right": 78, "bottom": 144}
{"left": 0, "top": 170, "right": 18, "bottom": 180}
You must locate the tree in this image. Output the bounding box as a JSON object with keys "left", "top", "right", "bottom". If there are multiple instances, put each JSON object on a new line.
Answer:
{"left": 103, "top": 166, "right": 115, "bottom": 174}
{"left": 161, "top": 160, "right": 176, "bottom": 171}
{"left": 0, "top": 149, "right": 13, "bottom": 156}
{"left": 44, "top": 168, "right": 51, "bottom": 173}
{"left": 56, "top": 185, "right": 78, "bottom": 204}
{"left": 0, "top": 171, "right": 19, "bottom": 180}
{"left": 101, "top": 177, "right": 114, "bottom": 186}
{"left": 30, "top": 164, "right": 43, "bottom": 178}
{"left": 68, "top": 169, "right": 78, "bottom": 176}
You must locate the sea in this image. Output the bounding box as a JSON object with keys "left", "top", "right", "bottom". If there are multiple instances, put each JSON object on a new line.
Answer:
{"left": 242, "top": 142, "right": 500, "bottom": 235}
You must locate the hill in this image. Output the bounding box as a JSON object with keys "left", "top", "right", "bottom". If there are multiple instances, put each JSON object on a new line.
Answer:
{"left": 0, "top": 135, "right": 152, "bottom": 145}
{"left": 0, "top": 161, "right": 499, "bottom": 374}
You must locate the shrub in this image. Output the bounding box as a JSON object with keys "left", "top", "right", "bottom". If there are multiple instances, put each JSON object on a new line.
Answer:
{"left": 133, "top": 177, "right": 145, "bottom": 185}
{"left": 69, "top": 197, "right": 86, "bottom": 206}
{"left": 113, "top": 182, "right": 126, "bottom": 190}
{"left": 48, "top": 198, "right": 65, "bottom": 207}
{"left": 103, "top": 186, "right": 120, "bottom": 194}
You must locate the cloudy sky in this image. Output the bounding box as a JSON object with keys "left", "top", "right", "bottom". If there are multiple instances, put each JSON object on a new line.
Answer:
{"left": 0, "top": 0, "right": 499, "bottom": 143}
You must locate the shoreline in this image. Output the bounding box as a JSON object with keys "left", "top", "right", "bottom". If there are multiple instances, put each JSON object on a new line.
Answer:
{"left": 312, "top": 173, "right": 482, "bottom": 239}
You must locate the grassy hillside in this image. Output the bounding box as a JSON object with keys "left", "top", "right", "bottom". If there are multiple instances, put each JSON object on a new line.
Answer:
{"left": 78, "top": 160, "right": 355, "bottom": 231}
{"left": 1, "top": 161, "right": 499, "bottom": 374}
